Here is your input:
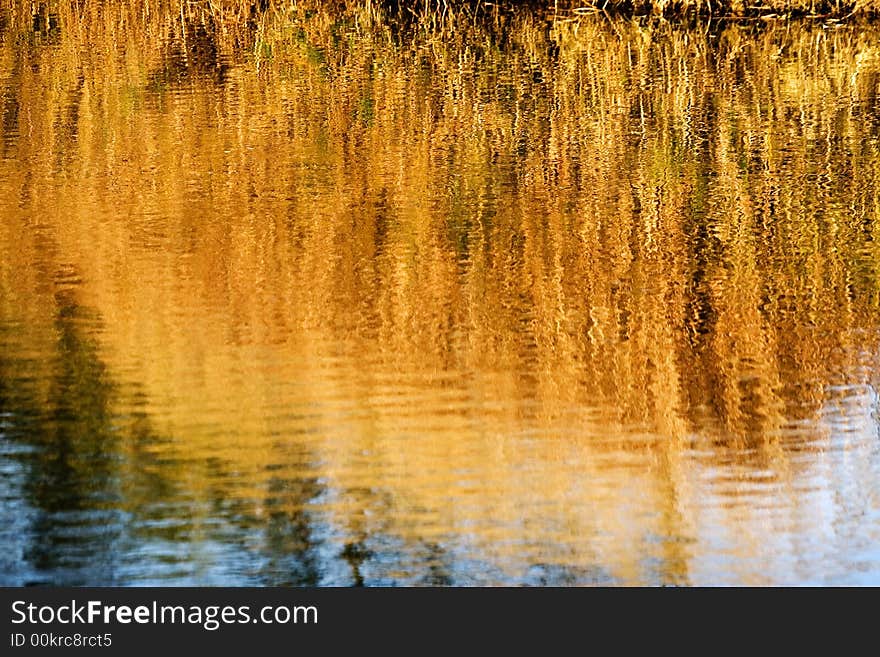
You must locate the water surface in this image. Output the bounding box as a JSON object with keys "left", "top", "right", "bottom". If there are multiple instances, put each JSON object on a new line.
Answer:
{"left": 1, "top": 2, "right": 880, "bottom": 585}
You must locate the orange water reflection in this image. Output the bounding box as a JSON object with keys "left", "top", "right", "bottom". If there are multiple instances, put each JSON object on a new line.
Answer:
{"left": 1, "top": 2, "right": 879, "bottom": 584}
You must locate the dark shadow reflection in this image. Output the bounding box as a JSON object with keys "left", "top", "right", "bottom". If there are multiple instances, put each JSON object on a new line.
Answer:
{"left": 0, "top": 293, "right": 334, "bottom": 584}
{"left": 0, "top": 289, "right": 122, "bottom": 585}
{"left": 150, "top": 16, "right": 231, "bottom": 89}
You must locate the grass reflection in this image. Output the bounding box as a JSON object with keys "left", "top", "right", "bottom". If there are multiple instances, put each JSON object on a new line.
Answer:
{"left": 0, "top": 1, "right": 879, "bottom": 584}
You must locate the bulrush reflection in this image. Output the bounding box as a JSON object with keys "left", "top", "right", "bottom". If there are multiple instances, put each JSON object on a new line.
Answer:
{"left": 0, "top": 1, "right": 879, "bottom": 584}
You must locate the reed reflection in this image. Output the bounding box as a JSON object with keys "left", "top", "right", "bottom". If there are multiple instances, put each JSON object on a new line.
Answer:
{"left": 0, "top": 1, "right": 879, "bottom": 584}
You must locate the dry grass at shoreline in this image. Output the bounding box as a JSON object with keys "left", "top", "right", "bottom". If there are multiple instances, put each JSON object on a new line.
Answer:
{"left": 3, "top": 0, "right": 880, "bottom": 33}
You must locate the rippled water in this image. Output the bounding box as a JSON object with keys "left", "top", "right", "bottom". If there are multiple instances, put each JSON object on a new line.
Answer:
{"left": 1, "top": 2, "right": 880, "bottom": 585}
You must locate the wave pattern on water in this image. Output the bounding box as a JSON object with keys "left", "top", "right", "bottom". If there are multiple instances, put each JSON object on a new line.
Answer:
{"left": 0, "top": 1, "right": 879, "bottom": 585}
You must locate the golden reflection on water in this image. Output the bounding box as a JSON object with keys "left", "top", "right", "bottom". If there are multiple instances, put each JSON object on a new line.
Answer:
{"left": 1, "top": 1, "right": 880, "bottom": 584}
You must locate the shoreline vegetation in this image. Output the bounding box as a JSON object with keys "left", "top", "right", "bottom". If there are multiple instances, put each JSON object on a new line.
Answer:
{"left": 389, "top": 0, "right": 880, "bottom": 20}
{"left": 4, "top": 0, "right": 880, "bottom": 30}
